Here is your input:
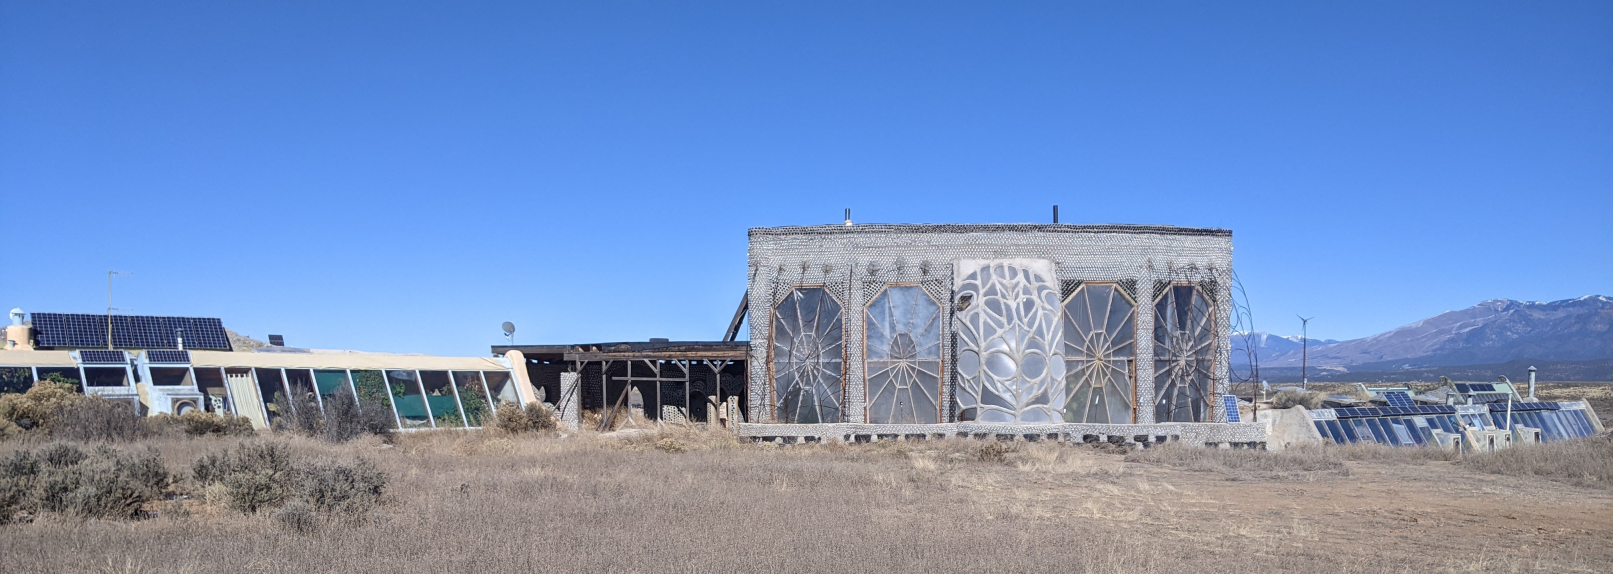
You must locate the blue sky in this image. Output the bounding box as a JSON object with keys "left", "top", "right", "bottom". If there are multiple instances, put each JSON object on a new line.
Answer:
{"left": 2, "top": 2, "right": 1609, "bottom": 356}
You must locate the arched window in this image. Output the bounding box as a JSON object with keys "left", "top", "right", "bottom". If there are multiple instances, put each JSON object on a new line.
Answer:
{"left": 864, "top": 285, "right": 943, "bottom": 424}
{"left": 1154, "top": 284, "right": 1216, "bottom": 422}
{"left": 1062, "top": 284, "right": 1136, "bottom": 423}
{"left": 770, "top": 287, "right": 845, "bottom": 423}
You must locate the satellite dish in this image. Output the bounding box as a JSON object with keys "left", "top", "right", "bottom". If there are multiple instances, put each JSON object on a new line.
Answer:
{"left": 502, "top": 322, "right": 516, "bottom": 336}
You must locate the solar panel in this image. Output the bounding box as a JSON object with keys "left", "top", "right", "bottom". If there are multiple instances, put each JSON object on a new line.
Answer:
{"left": 1383, "top": 391, "right": 1414, "bottom": 407}
{"left": 145, "top": 350, "right": 191, "bottom": 364}
{"left": 1471, "top": 383, "right": 1495, "bottom": 392}
{"left": 1222, "top": 395, "right": 1241, "bottom": 422}
{"left": 31, "top": 313, "right": 232, "bottom": 351}
{"left": 1455, "top": 384, "right": 1471, "bottom": 393}
{"left": 79, "top": 350, "right": 127, "bottom": 364}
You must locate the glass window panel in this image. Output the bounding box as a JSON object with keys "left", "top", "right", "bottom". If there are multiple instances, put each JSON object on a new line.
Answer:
{"left": 252, "top": 368, "right": 289, "bottom": 424}
{"left": 1364, "top": 418, "right": 1389, "bottom": 444}
{"left": 351, "top": 370, "right": 399, "bottom": 429}
{"left": 1153, "top": 284, "right": 1216, "bottom": 423}
{"left": 1338, "top": 418, "right": 1359, "bottom": 443}
{"left": 283, "top": 369, "right": 318, "bottom": 415}
{"left": 954, "top": 261, "right": 1064, "bottom": 422}
{"left": 224, "top": 368, "right": 267, "bottom": 428}
{"left": 1061, "top": 284, "right": 1136, "bottom": 424}
{"left": 483, "top": 371, "right": 520, "bottom": 406}
{"left": 35, "top": 367, "right": 81, "bottom": 392}
{"left": 419, "top": 370, "right": 464, "bottom": 428}
{"left": 314, "top": 370, "right": 351, "bottom": 398}
{"left": 1, "top": 367, "right": 36, "bottom": 393}
{"left": 770, "top": 287, "right": 845, "bottom": 423}
{"left": 148, "top": 367, "right": 193, "bottom": 386}
{"left": 1324, "top": 420, "right": 1346, "bottom": 444}
{"left": 387, "top": 370, "right": 431, "bottom": 428}
{"left": 453, "top": 371, "right": 493, "bottom": 427}
{"left": 192, "top": 367, "right": 232, "bottom": 415}
{"left": 84, "top": 367, "right": 129, "bottom": 388}
{"left": 864, "top": 285, "right": 943, "bottom": 424}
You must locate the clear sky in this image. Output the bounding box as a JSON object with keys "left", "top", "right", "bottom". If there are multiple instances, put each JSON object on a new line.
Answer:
{"left": 2, "top": 2, "right": 1609, "bottom": 356}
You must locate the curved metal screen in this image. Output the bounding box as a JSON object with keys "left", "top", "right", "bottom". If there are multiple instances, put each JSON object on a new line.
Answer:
{"left": 954, "top": 260, "right": 1065, "bottom": 423}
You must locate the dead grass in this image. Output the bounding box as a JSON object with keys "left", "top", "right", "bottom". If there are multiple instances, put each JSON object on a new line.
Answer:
{"left": 0, "top": 428, "right": 1608, "bottom": 573}
{"left": 1462, "top": 434, "right": 1613, "bottom": 490}
{"left": 1124, "top": 443, "right": 1351, "bottom": 481}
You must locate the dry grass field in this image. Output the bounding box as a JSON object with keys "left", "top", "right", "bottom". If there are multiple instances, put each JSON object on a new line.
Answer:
{"left": 2, "top": 425, "right": 1610, "bottom": 574}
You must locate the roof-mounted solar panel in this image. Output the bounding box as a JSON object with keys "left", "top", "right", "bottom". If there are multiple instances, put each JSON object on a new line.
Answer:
{"left": 1383, "top": 391, "right": 1414, "bottom": 407}
{"left": 145, "top": 350, "right": 191, "bottom": 364}
{"left": 1222, "top": 395, "right": 1241, "bottom": 422}
{"left": 79, "top": 350, "right": 128, "bottom": 364}
{"left": 31, "top": 313, "right": 232, "bottom": 350}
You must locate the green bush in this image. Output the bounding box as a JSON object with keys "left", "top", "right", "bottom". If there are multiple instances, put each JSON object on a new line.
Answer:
{"left": 296, "top": 459, "right": 386, "bottom": 516}
{"left": 52, "top": 397, "right": 148, "bottom": 442}
{"left": 493, "top": 402, "right": 557, "bottom": 434}
{"left": 0, "top": 444, "right": 172, "bottom": 522}
{"left": 1271, "top": 389, "right": 1324, "bottom": 410}
{"left": 192, "top": 442, "right": 296, "bottom": 513}
{"left": 191, "top": 442, "right": 386, "bottom": 520}
{"left": 0, "top": 380, "right": 86, "bottom": 435}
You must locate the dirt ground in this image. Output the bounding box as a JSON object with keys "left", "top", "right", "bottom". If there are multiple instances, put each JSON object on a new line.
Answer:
{"left": 1, "top": 430, "right": 1609, "bottom": 574}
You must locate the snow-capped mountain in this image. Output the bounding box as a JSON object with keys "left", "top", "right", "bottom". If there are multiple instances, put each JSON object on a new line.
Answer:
{"left": 1253, "top": 296, "right": 1612, "bottom": 369}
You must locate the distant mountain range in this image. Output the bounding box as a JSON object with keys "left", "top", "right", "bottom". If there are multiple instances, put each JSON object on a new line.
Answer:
{"left": 1233, "top": 296, "right": 1613, "bottom": 382}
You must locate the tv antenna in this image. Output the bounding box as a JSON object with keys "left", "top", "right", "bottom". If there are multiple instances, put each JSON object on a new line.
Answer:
{"left": 502, "top": 321, "right": 516, "bottom": 346}
{"left": 107, "top": 271, "right": 132, "bottom": 349}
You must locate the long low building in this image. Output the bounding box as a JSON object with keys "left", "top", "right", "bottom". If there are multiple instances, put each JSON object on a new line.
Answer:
{"left": 1, "top": 310, "right": 538, "bottom": 431}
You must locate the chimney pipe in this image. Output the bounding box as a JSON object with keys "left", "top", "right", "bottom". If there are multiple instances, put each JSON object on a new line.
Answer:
{"left": 1053, "top": 205, "right": 1059, "bottom": 223}
{"left": 844, "top": 208, "right": 852, "bottom": 226}
{"left": 1527, "top": 366, "right": 1536, "bottom": 400}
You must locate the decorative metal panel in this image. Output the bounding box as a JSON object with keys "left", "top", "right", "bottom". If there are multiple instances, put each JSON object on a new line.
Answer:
{"left": 1153, "top": 284, "right": 1215, "bottom": 422}
{"left": 1061, "top": 284, "right": 1136, "bottom": 424}
{"left": 953, "top": 260, "right": 1065, "bottom": 423}
{"left": 770, "top": 287, "right": 845, "bottom": 423}
{"left": 864, "top": 285, "right": 942, "bottom": 424}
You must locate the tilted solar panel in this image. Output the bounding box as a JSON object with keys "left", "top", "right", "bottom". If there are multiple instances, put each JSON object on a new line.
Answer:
{"left": 78, "top": 350, "right": 128, "bottom": 364}
{"left": 31, "top": 313, "right": 232, "bottom": 350}
{"left": 1383, "top": 391, "right": 1414, "bottom": 407}
{"left": 145, "top": 350, "right": 192, "bottom": 364}
{"left": 1222, "top": 395, "right": 1240, "bottom": 422}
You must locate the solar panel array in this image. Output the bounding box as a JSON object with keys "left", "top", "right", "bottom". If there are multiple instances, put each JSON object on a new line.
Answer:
{"left": 31, "top": 313, "right": 232, "bottom": 351}
{"left": 1222, "top": 395, "right": 1241, "bottom": 422}
{"left": 145, "top": 350, "right": 192, "bottom": 364}
{"left": 1333, "top": 405, "right": 1458, "bottom": 418}
{"left": 1382, "top": 391, "right": 1414, "bottom": 407}
{"left": 78, "top": 350, "right": 128, "bottom": 364}
{"left": 1454, "top": 383, "right": 1497, "bottom": 394}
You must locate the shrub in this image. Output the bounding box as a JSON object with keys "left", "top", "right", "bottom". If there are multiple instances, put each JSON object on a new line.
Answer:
{"left": 318, "top": 391, "right": 395, "bottom": 443}
{"left": 0, "top": 380, "right": 86, "bottom": 435}
{"left": 493, "top": 402, "right": 557, "bottom": 434}
{"left": 174, "top": 410, "right": 255, "bottom": 437}
{"left": 52, "top": 397, "right": 148, "bottom": 442}
{"left": 192, "top": 442, "right": 296, "bottom": 513}
{"left": 191, "top": 442, "right": 387, "bottom": 519}
{"left": 1463, "top": 434, "right": 1613, "bottom": 490}
{"left": 295, "top": 459, "right": 386, "bottom": 516}
{"left": 0, "top": 444, "right": 172, "bottom": 522}
{"left": 272, "top": 500, "right": 318, "bottom": 534}
{"left": 1125, "top": 443, "right": 1349, "bottom": 481}
{"left": 1271, "top": 389, "right": 1324, "bottom": 410}
{"left": 273, "top": 393, "right": 325, "bottom": 437}
{"left": 974, "top": 441, "right": 1019, "bottom": 464}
